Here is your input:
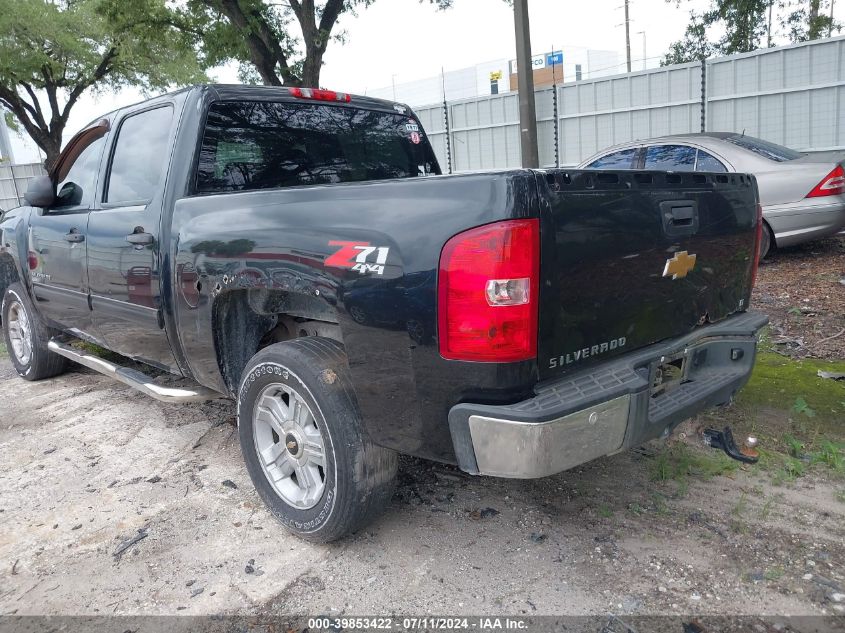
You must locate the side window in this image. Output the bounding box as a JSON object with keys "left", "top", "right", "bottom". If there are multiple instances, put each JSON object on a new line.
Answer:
{"left": 106, "top": 107, "right": 173, "bottom": 204}
{"left": 644, "top": 145, "right": 696, "bottom": 171}
{"left": 54, "top": 136, "right": 106, "bottom": 209}
{"left": 695, "top": 149, "right": 728, "bottom": 173}
{"left": 586, "top": 148, "right": 637, "bottom": 169}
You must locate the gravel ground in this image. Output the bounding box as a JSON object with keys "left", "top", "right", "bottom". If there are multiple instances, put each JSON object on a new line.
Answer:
{"left": 0, "top": 240, "right": 843, "bottom": 619}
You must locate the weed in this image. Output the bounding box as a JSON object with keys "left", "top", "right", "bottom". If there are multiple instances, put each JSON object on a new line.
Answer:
{"left": 0, "top": 340, "right": 6, "bottom": 358}
{"left": 764, "top": 567, "right": 785, "bottom": 581}
{"left": 731, "top": 493, "right": 748, "bottom": 517}
{"left": 628, "top": 502, "right": 644, "bottom": 516}
{"left": 793, "top": 397, "right": 816, "bottom": 418}
{"left": 759, "top": 495, "right": 779, "bottom": 520}
{"left": 784, "top": 434, "right": 805, "bottom": 458}
{"left": 836, "top": 490, "right": 845, "bottom": 504}
{"left": 812, "top": 440, "right": 844, "bottom": 472}
{"left": 598, "top": 505, "right": 613, "bottom": 518}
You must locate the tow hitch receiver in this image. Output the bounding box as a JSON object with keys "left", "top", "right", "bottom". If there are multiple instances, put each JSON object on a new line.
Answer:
{"left": 703, "top": 426, "right": 759, "bottom": 464}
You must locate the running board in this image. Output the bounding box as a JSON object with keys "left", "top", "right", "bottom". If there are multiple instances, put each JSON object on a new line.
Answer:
{"left": 48, "top": 340, "right": 221, "bottom": 403}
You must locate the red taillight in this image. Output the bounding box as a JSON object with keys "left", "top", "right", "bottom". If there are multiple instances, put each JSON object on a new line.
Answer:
{"left": 806, "top": 165, "right": 845, "bottom": 198}
{"left": 289, "top": 87, "right": 351, "bottom": 103}
{"left": 28, "top": 251, "right": 38, "bottom": 270}
{"left": 438, "top": 219, "right": 539, "bottom": 362}
{"left": 750, "top": 203, "right": 763, "bottom": 289}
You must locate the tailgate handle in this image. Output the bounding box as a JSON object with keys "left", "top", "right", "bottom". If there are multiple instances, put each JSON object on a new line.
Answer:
{"left": 661, "top": 200, "right": 699, "bottom": 237}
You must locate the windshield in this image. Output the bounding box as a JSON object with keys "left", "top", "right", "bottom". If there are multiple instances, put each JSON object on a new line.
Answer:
{"left": 725, "top": 135, "right": 803, "bottom": 162}
{"left": 196, "top": 101, "right": 440, "bottom": 193}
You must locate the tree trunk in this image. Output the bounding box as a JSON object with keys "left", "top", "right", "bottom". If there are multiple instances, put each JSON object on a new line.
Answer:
{"left": 301, "top": 47, "right": 324, "bottom": 88}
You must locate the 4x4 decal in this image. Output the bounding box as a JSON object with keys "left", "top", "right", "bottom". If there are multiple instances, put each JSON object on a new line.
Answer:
{"left": 326, "top": 241, "right": 390, "bottom": 275}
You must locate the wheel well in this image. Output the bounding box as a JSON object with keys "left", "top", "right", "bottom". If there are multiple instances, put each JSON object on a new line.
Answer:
{"left": 212, "top": 289, "right": 342, "bottom": 394}
{"left": 0, "top": 254, "right": 21, "bottom": 309}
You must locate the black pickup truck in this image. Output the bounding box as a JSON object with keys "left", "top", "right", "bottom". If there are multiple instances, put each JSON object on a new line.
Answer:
{"left": 0, "top": 85, "right": 767, "bottom": 542}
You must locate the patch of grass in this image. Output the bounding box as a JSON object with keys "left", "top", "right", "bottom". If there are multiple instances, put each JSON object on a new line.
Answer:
{"left": 736, "top": 352, "right": 845, "bottom": 425}
{"left": 764, "top": 567, "right": 785, "bottom": 581}
{"left": 758, "top": 494, "right": 780, "bottom": 520}
{"left": 650, "top": 443, "right": 740, "bottom": 486}
{"left": 836, "top": 489, "right": 845, "bottom": 504}
{"left": 0, "top": 340, "right": 6, "bottom": 358}
{"left": 597, "top": 505, "right": 613, "bottom": 518}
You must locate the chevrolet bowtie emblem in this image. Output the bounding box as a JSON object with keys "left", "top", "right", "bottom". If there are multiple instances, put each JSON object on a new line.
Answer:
{"left": 663, "top": 251, "right": 697, "bottom": 279}
{"left": 287, "top": 440, "right": 297, "bottom": 450}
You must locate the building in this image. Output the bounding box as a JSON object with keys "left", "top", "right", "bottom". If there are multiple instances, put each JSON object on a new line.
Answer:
{"left": 366, "top": 46, "right": 621, "bottom": 107}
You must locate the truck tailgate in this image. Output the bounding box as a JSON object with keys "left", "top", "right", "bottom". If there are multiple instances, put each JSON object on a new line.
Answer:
{"left": 537, "top": 170, "right": 759, "bottom": 381}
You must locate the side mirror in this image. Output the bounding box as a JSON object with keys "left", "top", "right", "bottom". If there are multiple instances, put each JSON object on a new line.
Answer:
{"left": 24, "top": 175, "right": 55, "bottom": 208}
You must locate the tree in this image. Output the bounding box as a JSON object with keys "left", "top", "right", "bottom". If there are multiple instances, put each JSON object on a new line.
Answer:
{"left": 663, "top": 0, "right": 769, "bottom": 64}
{"left": 663, "top": 12, "right": 717, "bottom": 64}
{"left": 664, "top": 0, "right": 841, "bottom": 64}
{"left": 781, "top": 0, "right": 840, "bottom": 41}
{"left": 0, "top": 0, "right": 207, "bottom": 169}
{"left": 184, "top": 0, "right": 453, "bottom": 88}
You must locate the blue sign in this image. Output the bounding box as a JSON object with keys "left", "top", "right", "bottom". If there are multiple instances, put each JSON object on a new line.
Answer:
{"left": 546, "top": 52, "right": 563, "bottom": 66}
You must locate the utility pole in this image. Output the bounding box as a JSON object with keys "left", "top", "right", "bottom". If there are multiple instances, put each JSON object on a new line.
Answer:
{"left": 830, "top": 0, "right": 836, "bottom": 37}
{"left": 513, "top": 0, "right": 539, "bottom": 168}
{"left": 624, "top": 0, "right": 632, "bottom": 73}
{"left": 767, "top": 0, "right": 773, "bottom": 47}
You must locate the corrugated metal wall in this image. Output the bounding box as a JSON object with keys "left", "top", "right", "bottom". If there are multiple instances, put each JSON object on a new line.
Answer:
{"left": 415, "top": 35, "right": 845, "bottom": 171}
{"left": 0, "top": 162, "right": 44, "bottom": 212}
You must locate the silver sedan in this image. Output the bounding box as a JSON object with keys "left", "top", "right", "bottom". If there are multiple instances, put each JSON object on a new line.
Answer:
{"left": 578, "top": 133, "right": 845, "bottom": 258}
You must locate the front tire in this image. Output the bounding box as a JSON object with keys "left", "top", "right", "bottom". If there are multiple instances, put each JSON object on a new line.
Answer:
{"left": 237, "top": 337, "right": 397, "bottom": 543}
{"left": 2, "top": 283, "right": 67, "bottom": 381}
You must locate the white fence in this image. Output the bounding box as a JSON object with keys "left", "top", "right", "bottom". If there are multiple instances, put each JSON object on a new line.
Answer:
{"left": 0, "top": 162, "right": 43, "bottom": 212}
{"left": 415, "top": 35, "right": 845, "bottom": 171}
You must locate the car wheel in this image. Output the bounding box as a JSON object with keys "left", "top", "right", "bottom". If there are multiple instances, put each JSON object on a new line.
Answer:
{"left": 237, "top": 337, "right": 397, "bottom": 543}
{"left": 1, "top": 282, "right": 67, "bottom": 381}
{"left": 759, "top": 222, "right": 773, "bottom": 260}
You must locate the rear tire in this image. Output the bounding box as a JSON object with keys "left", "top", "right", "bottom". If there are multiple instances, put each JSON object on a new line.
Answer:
{"left": 759, "top": 222, "right": 773, "bottom": 260}
{"left": 1, "top": 283, "right": 67, "bottom": 381}
{"left": 237, "top": 337, "right": 397, "bottom": 543}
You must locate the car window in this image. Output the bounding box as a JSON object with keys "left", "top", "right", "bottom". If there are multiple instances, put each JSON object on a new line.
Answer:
{"left": 195, "top": 101, "right": 440, "bottom": 194}
{"left": 644, "top": 145, "right": 696, "bottom": 171}
{"left": 585, "top": 148, "right": 637, "bottom": 169}
{"left": 106, "top": 106, "right": 173, "bottom": 204}
{"left": 725, "top": 135, "right": 802, "bottom": 162}
{"left": 54, "top": 135, "right": 106, "bottom": 209}
{"left": 695, "top": 149, "right": 728, "bottom": 173}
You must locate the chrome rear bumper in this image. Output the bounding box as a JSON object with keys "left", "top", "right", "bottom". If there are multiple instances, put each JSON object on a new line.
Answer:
{"left": 449, "top": 311, "right": 769, "bottom": 479}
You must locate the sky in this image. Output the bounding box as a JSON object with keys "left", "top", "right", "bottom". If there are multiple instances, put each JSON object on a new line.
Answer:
{"left": 7, "top": 0, "right": 843, "bottom": 163}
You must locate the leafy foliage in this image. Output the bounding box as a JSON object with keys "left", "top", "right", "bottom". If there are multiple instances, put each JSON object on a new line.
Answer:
{"left": 662, "top": 0, "right": 841, "bottom": 64}
{"left": 0, "top": 0, "right": 207, "bottom": 167}
{"left": 181, "top": 0, "right": 453, "bottom": 88}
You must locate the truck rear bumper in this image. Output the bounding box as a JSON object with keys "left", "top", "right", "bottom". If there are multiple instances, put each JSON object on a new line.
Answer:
{"left": 448, "top": 311, "right": 769, "bottom": 478}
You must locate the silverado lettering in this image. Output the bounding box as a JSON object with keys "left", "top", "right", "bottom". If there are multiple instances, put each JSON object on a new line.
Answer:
{"left": 548, "top": 337, "right": 627, "bottom": 368}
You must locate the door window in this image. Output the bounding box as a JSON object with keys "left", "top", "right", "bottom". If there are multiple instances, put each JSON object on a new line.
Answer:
{"left": 54, "top": 136, "right": 106, "bottom": 209}
{"left": 105, "top": 107, "right": 173, "bottom": 204}
{"left": 586, "top": 148, "right": 637, "bottom": 169}
{"left": 695, "top": 150, "right": 728, "bottom": 173}
{"left": 644, "top": 145, "right": 697, "bottom": 171}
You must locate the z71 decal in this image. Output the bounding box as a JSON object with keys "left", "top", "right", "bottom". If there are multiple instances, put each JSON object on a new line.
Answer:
{"left": 326, "top": 241, "right": 390, "bottom": 275}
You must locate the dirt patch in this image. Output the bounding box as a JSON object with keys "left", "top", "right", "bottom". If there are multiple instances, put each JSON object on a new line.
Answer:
{"left": 754, "top": 235, "right": 845, "bottom": 360}
{"left": 0, "top": 358, "right": 843, "bottom": 618}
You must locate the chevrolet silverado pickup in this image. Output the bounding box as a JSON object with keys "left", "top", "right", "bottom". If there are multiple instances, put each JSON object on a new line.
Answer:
{"left": 0, "top": 85, "right": 767, "bottom": 542}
